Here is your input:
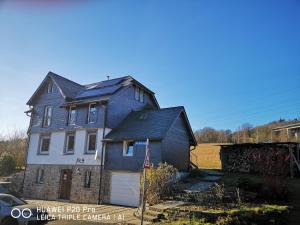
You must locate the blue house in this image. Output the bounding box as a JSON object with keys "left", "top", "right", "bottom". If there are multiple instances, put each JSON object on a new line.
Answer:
{"left": 23, "top": 72, "right": 196, "bottom": 207}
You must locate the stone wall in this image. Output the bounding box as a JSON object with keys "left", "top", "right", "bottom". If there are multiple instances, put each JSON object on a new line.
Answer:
{"left": 23, "top": 164, "right": 111, "bottom": 204}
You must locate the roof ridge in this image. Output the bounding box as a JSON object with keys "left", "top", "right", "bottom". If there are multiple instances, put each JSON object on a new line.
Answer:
{"left": 83, "top": 75, "right": 131, "bottom": 87}
{"left": 48, "top": 71, "right": 83, "bottom": 87}
{"left": 136, "top": 106, "right": 184, "bottom": 112}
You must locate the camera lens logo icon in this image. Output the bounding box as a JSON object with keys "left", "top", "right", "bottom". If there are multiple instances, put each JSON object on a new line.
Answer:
{"left": 11, "top": 208, "right": 32, "bottom": 219}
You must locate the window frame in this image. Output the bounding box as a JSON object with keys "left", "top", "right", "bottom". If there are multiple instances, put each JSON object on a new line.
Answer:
{"left": 86, "top": 131, "right": 97, "bottom": 154}
{"left": 43, "top": 106, "right": 53, "bottom": 127}
{"left": 87, "top": 103, "right": 97, "bottom": 124}
{"left": 68, "top": 106, "right": 76, "bottom": 126}
{"left": 38, "top": 135, "right": 51, "bottom": 155}
{"left": 123, "top": 141, "right": 134, "bottom": 157}
{"left": 135, "top": 86, "right": 140, "bottom": 101}
{"left": 84, "top": 170, "right": 92, "bottom": 188}
{"left": 36, "top": 168, "right": 45, "bottom": 184}
{"left": 47, "top": 82, "right": 53, "bottom": 94}
{"left": 139, "top": 89, "right": 144, "bottom": 103}
{"left": 64, "top": 132, "right": 75, "bottom": 154}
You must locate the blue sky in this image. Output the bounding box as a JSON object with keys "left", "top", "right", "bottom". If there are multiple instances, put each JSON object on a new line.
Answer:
{"left": 0, "top": 0, "right": 299, "bottom": 135}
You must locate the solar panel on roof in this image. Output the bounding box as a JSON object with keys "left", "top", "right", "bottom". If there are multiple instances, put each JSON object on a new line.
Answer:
{"left": 76, "top": 85, "right": 122, "bottom": 99}
{"left": 94, "top": 77, "right": 125, "bottom": 89}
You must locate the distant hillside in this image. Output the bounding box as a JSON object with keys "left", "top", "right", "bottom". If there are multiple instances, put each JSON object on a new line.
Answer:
{"left": 194, "top": 118, "right": 300, "bottom": 144}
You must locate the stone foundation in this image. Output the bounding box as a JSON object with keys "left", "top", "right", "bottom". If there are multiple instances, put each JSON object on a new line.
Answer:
{"left": 23, "top": 164, "right": 111, "bottom": 204}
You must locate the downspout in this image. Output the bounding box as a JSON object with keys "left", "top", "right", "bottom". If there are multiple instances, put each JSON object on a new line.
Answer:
{"left": 98, "top": 102, "right": 108, "bottom": 204}
{"left": 189, "top": 145, "right": 197, "bottom": 171}
{"left": 21, "top": 108, "right": 33, "bottom": 193}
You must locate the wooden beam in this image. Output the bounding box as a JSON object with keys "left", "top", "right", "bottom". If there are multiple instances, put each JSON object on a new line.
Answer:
{"left": 289, "top": 145, "right": 294, "bottom": 178}
{"left": 291, "top": 153, "right": 300, "bottom": 172}
{"left": 297, "top": 144, "right": 300, "bottom": 163}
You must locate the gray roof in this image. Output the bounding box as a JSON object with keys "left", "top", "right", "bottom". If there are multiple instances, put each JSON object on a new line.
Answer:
{"left": 49, "top": 72, "right": 83, "bottom": 99}
{"left": 104, "top": 106, "right": 197, "bottom": 145}
{"left": 27, "top": 72, "right": 158, "bottom": 106}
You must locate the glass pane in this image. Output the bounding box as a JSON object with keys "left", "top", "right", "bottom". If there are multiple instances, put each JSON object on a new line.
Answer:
{"left": 47, "top": 107, "right": 52, "bottom": 126}
{"left": 88, "top": 134, "right": 96, "bottom": 151}
{"left": 47, "top": 83, "right": 53, "bottom": 93}
{"left": 41, "top": 138, "right": 50, "bottom": 152}
{"left": 44, "top": 106, "right": 52, "bottom": 127}
{"left": 89, "top": 104, "right": 97, "bottom": 123}
{"left": 126, "top": 142, "right": 134, "bottom": 156}
{"left": 135, "top": 87, "right": 140, "bottom": 100}
{"left": 69, "top": 108, "right": 76, "bottom": 125}
{"left": 139, "top": 89, "right": 144, "bottom": 102}
{"left": 67, "top": 135, "right": 75, "bottom": 151}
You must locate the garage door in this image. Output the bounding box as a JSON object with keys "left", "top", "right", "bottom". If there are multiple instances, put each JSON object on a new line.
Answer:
{"left": 110, "top": 172, "right": 140, "bottom": 207}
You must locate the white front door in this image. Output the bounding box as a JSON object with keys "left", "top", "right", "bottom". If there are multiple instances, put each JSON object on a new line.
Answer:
{"left": 110, "top": 172, "right": 140, "bottom": 207}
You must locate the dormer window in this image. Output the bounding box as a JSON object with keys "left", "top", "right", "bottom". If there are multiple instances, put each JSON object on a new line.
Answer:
{"left": 47, "top": 82, "right": 53, "bottom": 93}
{"left": 135, "top": 86, "right": 144, "bottom": 103}
{"left": 88, "top": 103, "right": 97, "bottom": 123}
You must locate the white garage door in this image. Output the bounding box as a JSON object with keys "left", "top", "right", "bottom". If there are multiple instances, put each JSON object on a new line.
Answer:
{"left": 110, "top": 172, "right": 140, "bottom": 207}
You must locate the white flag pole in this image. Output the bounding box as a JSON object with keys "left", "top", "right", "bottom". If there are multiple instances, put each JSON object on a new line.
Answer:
{"left": 141, "top": 138, "right": 150, "bottom": 225}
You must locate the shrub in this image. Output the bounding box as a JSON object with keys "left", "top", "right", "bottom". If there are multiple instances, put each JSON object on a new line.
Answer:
{"left": 202, "top": 183, "right": 225, "bottom": 204}
{"left": 144, "top": 163, "right": 177, "bottom": 205}
{"left": 0, "top": 153, "right": 16, "bottom": 176}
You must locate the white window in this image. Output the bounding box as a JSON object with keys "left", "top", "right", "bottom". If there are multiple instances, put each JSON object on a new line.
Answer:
{"left": 135, "top": 87, "right": 140, "bottom": 100}
{"left": 65, "top": 133, "right": 75, "bottom": 154}
{"left": 39, "top": 135, "right": 50, "bottom": 154}
{"left": 84, "top": 170, "right": 92, "bottom": 188}
{"left": 135, "top": 86, "right": 144, "bottom": 102}
{"left": 68, "top": 106, "right": 76, "bottom": 125}
{"left": 86, "top": 132, "right": 97, "bottom": 153}
{"left": 36, "top": 169, "right": 45, "bottom": 184}
{"left": 43, "top": 106, "right": 52, "bottom": 127}
{"left": 139, "top": 89, "right": 144, "bottom": 103}
{"left": 123, "top": 141, "right": 134, "bottom": 157}
{"left": 88, "top": 103, "right": 97, "bottom": 123}
{"left": 47, "top": 82, "right": 53, "bottom": 93}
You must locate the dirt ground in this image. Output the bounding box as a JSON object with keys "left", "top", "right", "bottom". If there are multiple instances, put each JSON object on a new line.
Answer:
{"left": 48, "top": 221, "right": 108, "bottom": 225}
{"left": 190, "top": 143, "right": 222, "bottom": 169}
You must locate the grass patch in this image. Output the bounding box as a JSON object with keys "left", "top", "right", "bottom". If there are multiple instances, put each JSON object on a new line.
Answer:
{"left": 163, "top": 204, "right": 289, "bottom": 225}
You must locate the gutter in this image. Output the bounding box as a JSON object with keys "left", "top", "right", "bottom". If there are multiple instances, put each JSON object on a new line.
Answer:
{"left": 21, "top": 108, "right": 34, "bottom": 193}
{"left": 98, "top": 103, "right": 108, "bottom": 204}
